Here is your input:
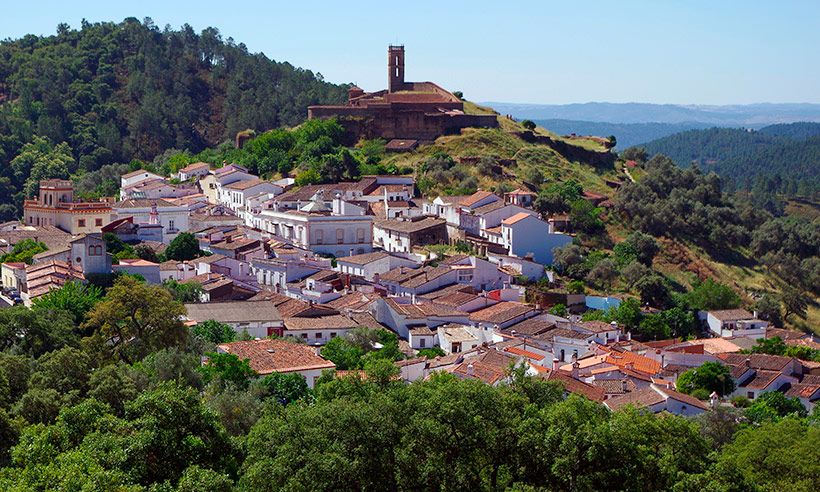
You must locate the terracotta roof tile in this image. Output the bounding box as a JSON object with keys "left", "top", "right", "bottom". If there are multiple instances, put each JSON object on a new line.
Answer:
{"left": 217, "top": 338, "right": 334, "bottom": 375}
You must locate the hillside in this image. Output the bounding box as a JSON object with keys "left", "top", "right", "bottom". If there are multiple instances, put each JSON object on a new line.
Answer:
{"left": 639, "top": 123, "right": 820, "bottom": 196}
{"left": 531, "top": 119, "right": 713, "bottom": 149}
{"left": 381, "top": 104, "right": 619, "bottom": 198}
{"left": 0, "top": 18, "right": 347, "bottom": 219}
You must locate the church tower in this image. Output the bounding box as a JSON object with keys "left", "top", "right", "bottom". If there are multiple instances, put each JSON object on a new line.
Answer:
{"left": 388, "top": 45, "right": 405, "bottom": 93}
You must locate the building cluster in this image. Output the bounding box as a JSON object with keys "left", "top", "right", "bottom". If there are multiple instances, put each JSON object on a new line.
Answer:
{"left": 2, "top": 81, "right": 817, "bottom": 414}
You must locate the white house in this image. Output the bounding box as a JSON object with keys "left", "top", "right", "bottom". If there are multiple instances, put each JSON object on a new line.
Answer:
{"left": 120, "top": 169, "right": 163, "bottom": 190}
{"left": 373, "top": 216, "right": 447, "bottom": 254}
{"left": 185, "top": 300, "right": 284, "bottom": 339}
{"left": 255, "top": 193, "right": 373, "bottom": 257}
{"left": 215, "top": 338, "right": 335, "bottom": 389}
{"left": 282, "top": 314, "right": 359, "bottom": 346}
{"left": 177, "top": 162, "right": 210, "bottom": 181}
{"left": 500, "top": 212, "right": 572, "bottom": 265}
{"left": 112, "top": 199, "right": 190, "bottom": 243}
{"left": 604, "top": 384, "right": 709, "bottom": 416}
{"left": 705, "top": 309, "right": 769, "bottom": 338}
{"left": 219, "top": 179, "right": 283, "bottom": 216}
{"left": 112, "top": 258, "right": 161, "bottom": 284}
{"left": 335, "top": 251, "right": 419, "bottom": 281}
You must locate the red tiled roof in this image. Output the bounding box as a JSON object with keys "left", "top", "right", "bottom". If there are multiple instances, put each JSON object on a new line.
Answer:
{"left": 544, "top": 371, "right": 605, "bottom": 402}
{"left": 501, "top": 212, "right": 531, "bottom": 225}
{"left": 217, "top": 338, "right": 335, "bottom": 375}
{"left": 601, "top": 347, "right": 661, "bottom": 375}
{"left": 459, "top": 190, "right": 497, "bottom": 207}
{"left": 469, "top": 302, "right": 534, "bottom": 324}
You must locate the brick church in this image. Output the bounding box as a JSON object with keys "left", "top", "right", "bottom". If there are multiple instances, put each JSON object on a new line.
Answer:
{"left": 308, "top": 46, "right": 498, "bottom": 144}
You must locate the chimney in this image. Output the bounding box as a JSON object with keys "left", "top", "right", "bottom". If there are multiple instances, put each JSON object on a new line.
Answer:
{"left": 552, "top": 358, "right": 560, "bottom": 371}
{"left": 466, "top": 363, "right": 474, "bottom": 376}
{"left": 710, "top": 391, "right": 719, "bottom": 408}
{"left": 349, "top": 248, "right": 354, "bottom": 257}
{"left": 745, "top": 357, "right": 751, "bottom": 368}
{"left": 661, "top": 353, "right": 666, "bottom": 368}
{"left": 621, "top": 380, "right": 628, "bottom": 393}
{"left": 571, "top": 361, "right": 580, "bottom": 380}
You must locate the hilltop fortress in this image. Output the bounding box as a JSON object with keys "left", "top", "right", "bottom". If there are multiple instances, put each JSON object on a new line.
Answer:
{"left": 308, "top": 46, "right": 498, "bottom": 143}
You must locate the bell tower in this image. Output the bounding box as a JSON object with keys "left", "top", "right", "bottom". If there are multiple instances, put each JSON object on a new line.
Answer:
{"left": 388, "top": 45, "right": 405, "bottom": 93}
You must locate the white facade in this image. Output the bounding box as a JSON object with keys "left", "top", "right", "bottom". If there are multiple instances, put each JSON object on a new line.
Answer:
{"left": 336, "top": 253, "right": 418, "bottom": 281}
{"left": 255, "top": 199, "right": 373, "bottom": 258}
{"left": 112, "top": 203, "right": 190, "bottom": 243}
{"left": 501, "top": 214, "right": 572, "bottom": 265}
{"left": 121, "top": 170, "right": 162, "bottom": 190}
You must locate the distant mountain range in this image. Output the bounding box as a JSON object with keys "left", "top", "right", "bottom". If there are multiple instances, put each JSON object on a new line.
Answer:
{"left": 484, "top": 102, "right": 820, "bottom": 126}
{"left": 640, "top": 122, "right": 820, "bottom": 195}
{"left": 528, "top": 120, "right": 713, "bottom": 149}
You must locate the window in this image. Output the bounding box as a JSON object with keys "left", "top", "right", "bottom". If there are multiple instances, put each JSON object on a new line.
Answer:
{"left": 169, "top": 220, "right": 175, "bottom": 231}
{"left": 301, "top": 333, "right": 308, "bottom": 339}
{"left": 315, "top": 333, "right": 322, "bottom": 339}
{"left": 330, "top": 332, "right": 337, "bottom": 338}
{"left": 356, "top": 228, "right": 365, "bottom": 243}
{"left": 315, "top": 229, "right": 323, "bottom": 245}
{"left": 747, "top": 392, "right": 754, "bottom": 399}
{"left": 419, "top": 338, "right": 426, "bottom": 348}
{"left": 78, "top": 219, "right": 86, "bottom": 227}
{"left": 336, "top": 228, "right": 344, "bottom": 244}
{"left": 95, "top": 218, "right": 103, "bottom": 226}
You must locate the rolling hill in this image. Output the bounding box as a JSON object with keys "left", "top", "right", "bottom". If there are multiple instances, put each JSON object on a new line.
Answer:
{"left": 530, "top": 119, "right": 713, "bottom": 149}
{"left": 639, "top": 123, "right": 820, "bottom": 195}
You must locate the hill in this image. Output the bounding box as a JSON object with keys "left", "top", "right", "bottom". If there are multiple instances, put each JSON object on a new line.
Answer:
{"left": 531, "top": 119, "right": 713, "bottom": 149}
{"left": 0, "top": 18, "right": 347, "bottom": 219}
{"left": 639, "top": 123, "right": 820, "bottom": 196}
{"left": 484, "top": 101, "right": 820, "bottom": 126}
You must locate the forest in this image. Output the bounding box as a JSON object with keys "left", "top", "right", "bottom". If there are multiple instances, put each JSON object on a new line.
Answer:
{"left": 0, "top": 18, "right": 347, "bottom": 219}
{"left": 637, "top": 123, "right": 820, "bottom": 196}
{"left": 0, "top": 275, "right": 817, "bottom": 491}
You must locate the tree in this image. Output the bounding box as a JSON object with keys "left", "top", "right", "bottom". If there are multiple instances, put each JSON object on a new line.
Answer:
{"left": 88, "top": 364, "right": 138, "bottom": 415}
{"left": 163, "top": 279, "right": 204, "bottom": 303}
{"left": 755, "top": 293, "right": 783, "bottom": 327}
{"left": 191, "top": 319, "right": 235, "bottom": 344}
{"left": 608, "top": 298, "right": 643, "bottom": 331}
{"left": 11, "top": 136, "right": 75, "bottom": 197}
{"left": 745, "top": 391, "right": 807, "bottom": 422}
{"left": 177, "top": 465, "right": 234, "bottom": 492}
{"left": 549, "top": 304, "right": 568, "bottom": 317}
{"left": 703, "top": 417, "right": 820, "bottom": 492}
{"left": 679, "top": 279, "right": 741, "bottom": 311}
{"left": 254, "top": 372, "right": 311, "bottom": 405}
{"left": 613, "top": 232, "right": 659, "bottom": 266}
{"left": 203, "top": 383, "right": 262, "bottom": 436}
{"left": 0, "top": 306, "right": 76, "bottom": 357}
{"left": 417, "top": 347, "right": 446, "bottom": 359}
{"left": 586, "top": 258, "right": 618, "bottom": 289}
{"left": 552, "top": 244, "right": 584, "bottom": 274}
{"left": 634, "top": 274, "right": 669, "bottom": 307}
{"left": 521, "top": 120, "right": 536, "bottom": 130}
{"left": 320, "top": 336, "right": 366, "bottom": 370}
{"left": 164, "top": 232, "right": 201, "bottom": 261}
{"left": 621, "top": 261, "right": 651, "bottom": 288}
{"left": 637, "top": 314, "right": 670, "bottom": 340}
{"left": 32, "top": 281, "right": 103, "bottom": 326}
{"left": 676, "top": 362, "right": 735, "bottom": 396}
{"left": 0, "top": 238, "right": 47, "bottom": 264}
{"left": 199, "top": 353, "right": 256, "bottom": 389}
{"left": 780, "top": 285, "right": 809, "bottom": 321}
{"left": 534, "top": 190, "right": 570, "bottom": 217}
{"left": 363, "top": 358, "right": 400, "bottom": 388}
{"left": 83, "top": 276, "right": 188, "bottom": 363}
{"left": 660, "top": 306, "right": 696, "bottom": 338}
{"left": 566, "top": 280, "right": 585, "bottom": 295}
{"left": 569, "top": 199, "right": 604, "bottom": 234}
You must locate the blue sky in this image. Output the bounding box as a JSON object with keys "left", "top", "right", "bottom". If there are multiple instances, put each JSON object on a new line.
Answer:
{"left": 2, "top": 0, "right": 818, "bottom": 104}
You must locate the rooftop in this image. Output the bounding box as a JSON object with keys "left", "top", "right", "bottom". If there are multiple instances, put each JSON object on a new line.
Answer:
{"left": 374, "top": 216, "right": 445, "bottom": 234}
{"left": 708, "top": 309, "right": 755, "bottom": 321}
{"left": 217, "top": 338, "right": 335, "bottom": 375}
{"left": 184, "top": 300, "right": 281, "bottom": 323}
{"left": 468, "top": 302, "right": 534, "bottom": 324}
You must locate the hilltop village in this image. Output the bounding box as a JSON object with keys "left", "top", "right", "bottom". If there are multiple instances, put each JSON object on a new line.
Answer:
{"left": 1, "top": 46, "right": 818, "bottom": 420}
